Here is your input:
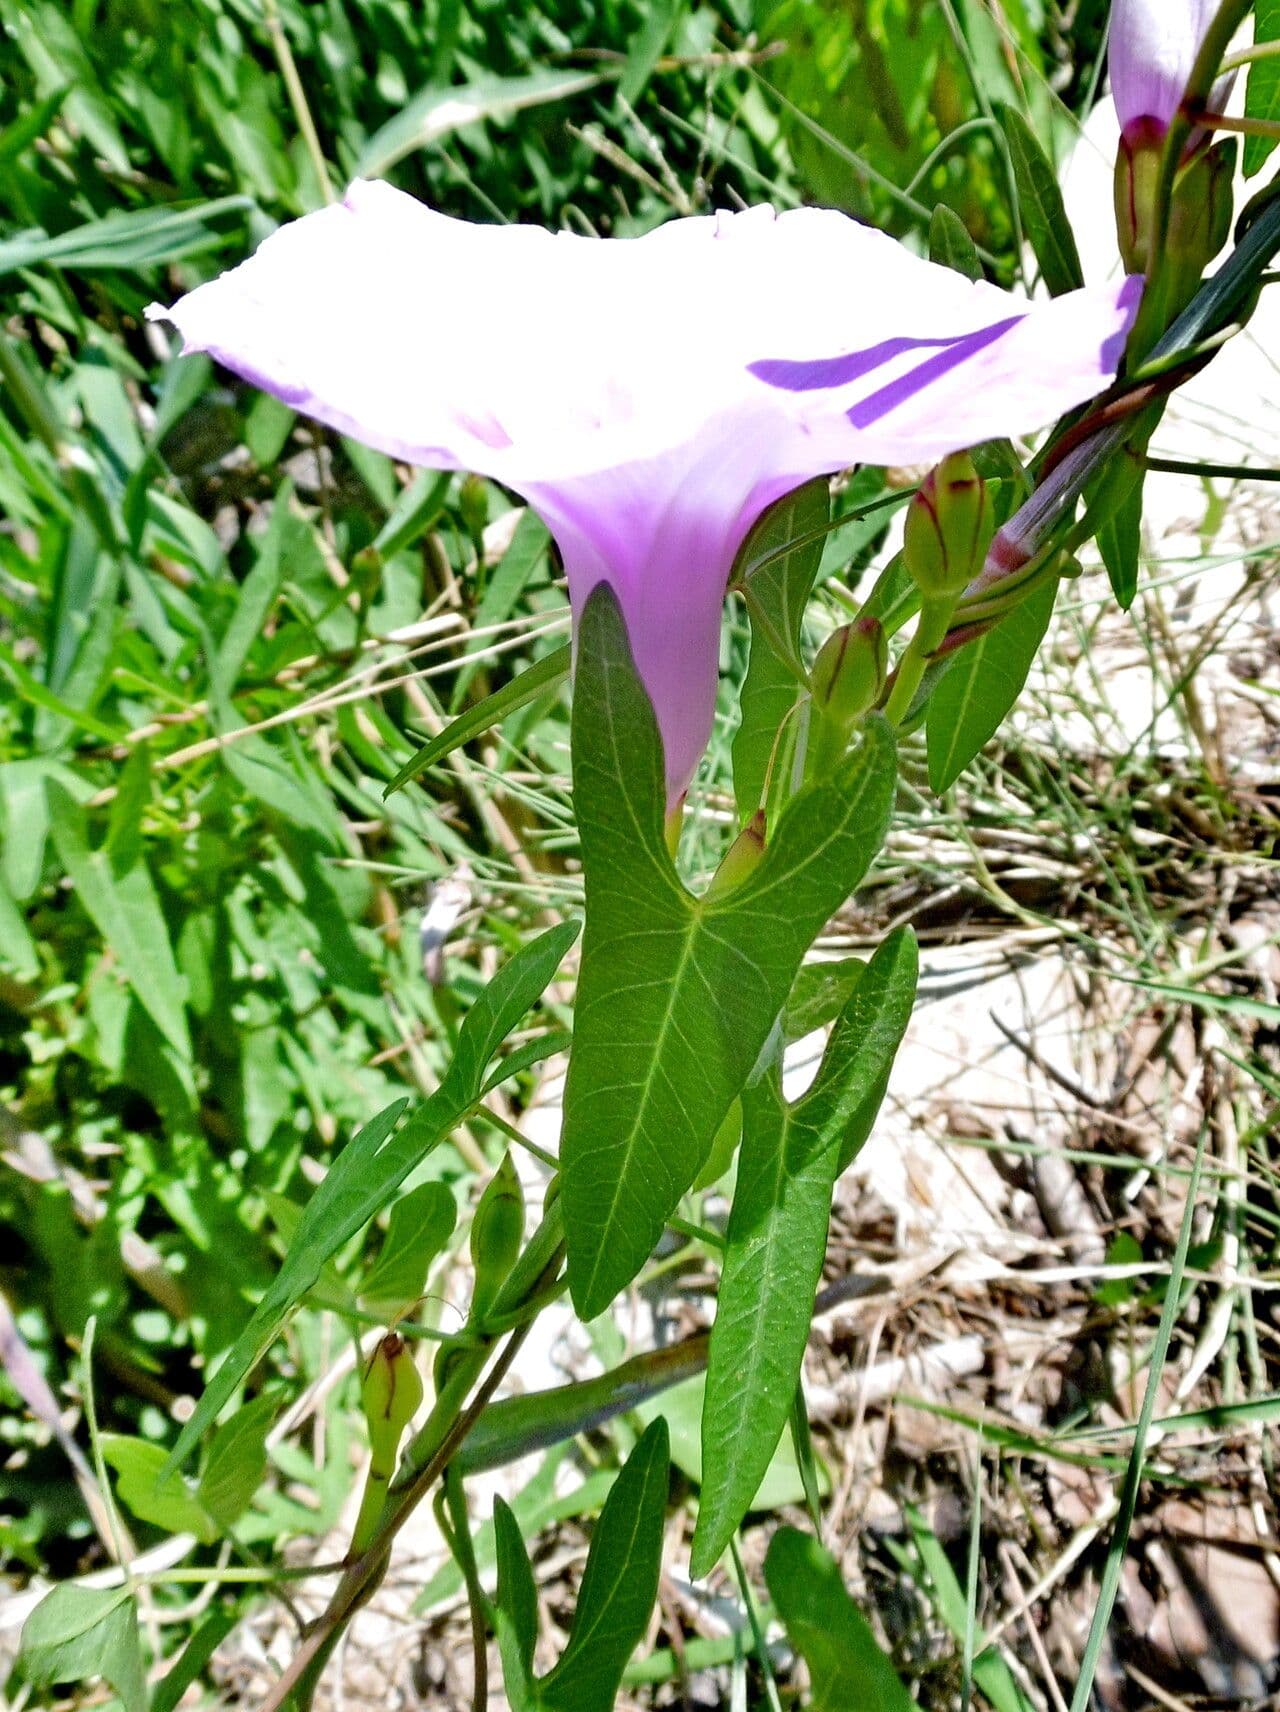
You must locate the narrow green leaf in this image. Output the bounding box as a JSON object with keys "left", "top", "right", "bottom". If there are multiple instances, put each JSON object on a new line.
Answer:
{"left": 152, "top": 1609, "right": 241, "bottom": 1712}
{"left": 366, "top": 469, "right": 451, "bottom": 561}
{"left": 215, "top": 486, "right": 291, "bottom": 692}
{"left": 1118, "top": 975, "right": 1280, "bottom": 1025}
{"left": 1245, "top": 2, "right": 1280, "bottom": 176}
{"left": 619, "top": 0, "right": 681, "bottom": 105}
{"left": 356, "top": 68, "right": 605, "bottom": 177}
{"left": 417, "top": 1458, "right": 616, "bottom": 1614}
{"left": 731, "top": 480, "right": 829, "bottom": 820}
{"left": 453, "top": 508, "right": 550, "bottom": 704}
{"left": 540, "top": 1419, "right": 669, "bottom": 1711}
{"left": 168, "top": 919, "right": 576, "bottom": 1469}
{"left": 384, "top": 644, "right": 570, "bottom": 797}
{"left": 493, "top": 1496, "right": 540, "bottom": 1700}
{"left": 784, "top": 956, "right": 865, "bottom": 1040}
{"left": 358, "top": 1181, "right": 456, "bottom": 1317}
{"left": 904, "top": 1506, "right": 1038, "bottom": 1712}
{"left": 0, "top": 868, "right": 38, "bottom": 977}
{"left": 926, "top": 573, "right": 1058, "bottom": 792}
{"left": 0, "top": 196, "right": 253, "bottom": 280}
{"left": 47, "top": 784, "right": 191, "bottom": 1062}
{"left": 20, "top": 1585, "right": 147, "bottom": 1712}
{"left": 997, "top": 103, "right": 1084, "bottom": 296}
{"left": 102, "top": 1435, "right": 218, "bottom": 1541}
{"left": 691, "top": 1099, "right": 742, "bottom": 1191}
{"left": 197, "top": 1392, "right": 277, "bottom": 1529}
{"left": 459, "top": 1339, "right": 707, "bottom": 1475}
{"left": 765, "top": 1528, "right": 915, "bottom": 1712}
{"left": 691, "top": 930, "right": 918, "bottom": 1575}
{"left": 437, "top": 918, "right": 580, "bottom": 1105}
{"left": 479, "top": 1029, "right": 572, "bottom": 1098}
{"left": 104, "top": 744, "right": 150, "bottom": 871}
{"left": 929, "top": 203, "right": 983, "bottom": 279}
{"left": 563, "top": 586, "right": 897, "bottom": 1318}
{"left": 1097, "top": 472, "right": 1144, "bottom": 610}
{"left": 641, "top": 1372, "right": 822, "bottom": 1513}
{"left": 789, "top": 1380, "right": 824, "bottom": 1529}
{"left": 0, "top": 85, "right": 68, "bottom": 164}
{"left": 166, "top": 1098, "right": 405, "bottom": 1469}
{"left": 243, "top": 393, "right": 295, "bottom": 465}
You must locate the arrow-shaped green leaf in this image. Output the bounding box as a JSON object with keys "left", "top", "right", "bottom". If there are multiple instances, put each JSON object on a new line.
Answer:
{"left": 562, "top": 585, "right": 897, "bottom": 1318}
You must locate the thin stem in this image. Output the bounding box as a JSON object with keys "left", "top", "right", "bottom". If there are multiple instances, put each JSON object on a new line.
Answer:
{"left": 258, "top": 1319, "right": 533, "bottom": 1712}
{"left": 139, "top": 1563, "right": 346, "bottom": 1585}
{"left": 257, "top": 1217, "right": 565, "bottom": 1712}
{"left": 442, "top": 1468, "right": 489, "bottom": 1712}
{"left": 883, "top": 596, "right": 954, "bottom": 727}
{"left": 730, "top": 1536, "right": 784, "bottom": 1712}
{"left": 1146, "top": 455, "right": 1280, "bottom": 482}
{"left": 1066, "top": 1130, "right": 1208, "bottom": 1712}
{"left": 1193, "top": 110, "right": 1280, "bottom": 139}
{"left": 80, "top": 1320, "right": 134, "bottom": 1580}
{"left": 1220, "top": 38, "right": 1280, "bottom": 73}
{"left": 474, "top": 1103, "right": 559, "bottom": 1171}
{"left": 261, "top": 0, "right": 335, "bottom": 205}
{"left": 668, "top": 1213, "right": 726, "bottom": 1252}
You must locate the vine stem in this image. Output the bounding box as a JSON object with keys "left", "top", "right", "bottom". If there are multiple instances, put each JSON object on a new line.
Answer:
{"left": 1193, "top": 111, "right": 1280, "bottom": 139}
{"left": 261, "top": 0, "right": 335, "bottom": 205}
{"left": 258, "top": 1316, "right": 536, "bottom": 1712}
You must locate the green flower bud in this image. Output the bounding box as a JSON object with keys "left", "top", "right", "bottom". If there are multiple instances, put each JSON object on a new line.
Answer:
{"left": 1113, "top": 118, "right": 1164, "bottom": 274}
{"left": 459, "top": 472, "right": 489, "bottom": 541}
{"left": 361, "top": 1332, "right": 423, "bottom": 1472}
{"left": 903, "top": 452, "right": 994, "bottom": 601}
{"left": 705, "top": 810, "right": 766, "bottom": 899}
{"left": 470, "top": 1152, "right": 524, "bottom": 1321}
{"left": 351, "top": 1332, "right": 423, "bottom": 1557}
{"left": 810, "top": 616, "right": 887, "bottom": 729}
{"left": 1167, "top": 140, "right": 1235, "bottom": 307}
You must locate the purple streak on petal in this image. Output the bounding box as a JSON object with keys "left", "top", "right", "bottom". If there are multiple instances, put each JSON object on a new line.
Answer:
{"left": 750, "top": 334, "right": 960, "bottom": 393}
{"left": 843, "top": 316, "right": 1024, "bottom": 429}
{"left": 749, "top": 317, "right": 1023, "bottom": 398}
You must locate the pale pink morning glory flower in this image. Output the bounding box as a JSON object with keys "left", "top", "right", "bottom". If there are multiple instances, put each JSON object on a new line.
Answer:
{"left": 149, "top": 182, "right": 1140, "bottom": 802}
{"left": 1109, "top": 0, "right": 1233, "bottom": 144}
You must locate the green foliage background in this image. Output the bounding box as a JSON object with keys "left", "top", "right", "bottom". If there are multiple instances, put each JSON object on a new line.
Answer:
{"left": 0, "top": 0, "right": 1100, "bottom": 1665}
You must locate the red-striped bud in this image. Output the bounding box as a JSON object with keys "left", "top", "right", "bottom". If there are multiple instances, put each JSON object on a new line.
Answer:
{"left": 903, "top": 452, "right": 994, "bottom": 601}
{"left": 810, "top": 616, "right": 887, "bottom": 729}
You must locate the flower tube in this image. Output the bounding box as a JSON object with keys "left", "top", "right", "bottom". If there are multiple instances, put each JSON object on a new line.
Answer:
{"left": 150, "top": 182, "right": 1140, "bottom": 803}
{"left": 1110, "top": 0, "right": 1236, "bottom": 280}
{"left": 1109, "top": 0, "right": 1230, "bottom": 143}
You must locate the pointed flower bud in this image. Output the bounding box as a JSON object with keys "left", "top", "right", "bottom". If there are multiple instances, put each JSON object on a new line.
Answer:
{"left": 903, "top": 452, "right": 994, "bottom": 602}
{"left": 1114, "top": 119, "right": 1165, "bottom": 275}
{"left": 810, "top": 616, "right": 887, "bottom": 729}
{"left": 1167, "top": 139, "right": 1235, "bottom": 299}
{"left": 1116, "top": 122, "right": 1234, "bottom": 289}
{"left": 470, "top": 1152, "right": 524, "bottom": 1321}
{"left": 706, "top": 810, "right": 766, "bottom": 899}
{"left": 351, "top": 1332, "right": 423, "bottom": 1556}
{"left": 361, "top": 1332, "right": 424, "bottom": 1471}
{"left": 459, "top": 472, "right": 489, "bottom": 542}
